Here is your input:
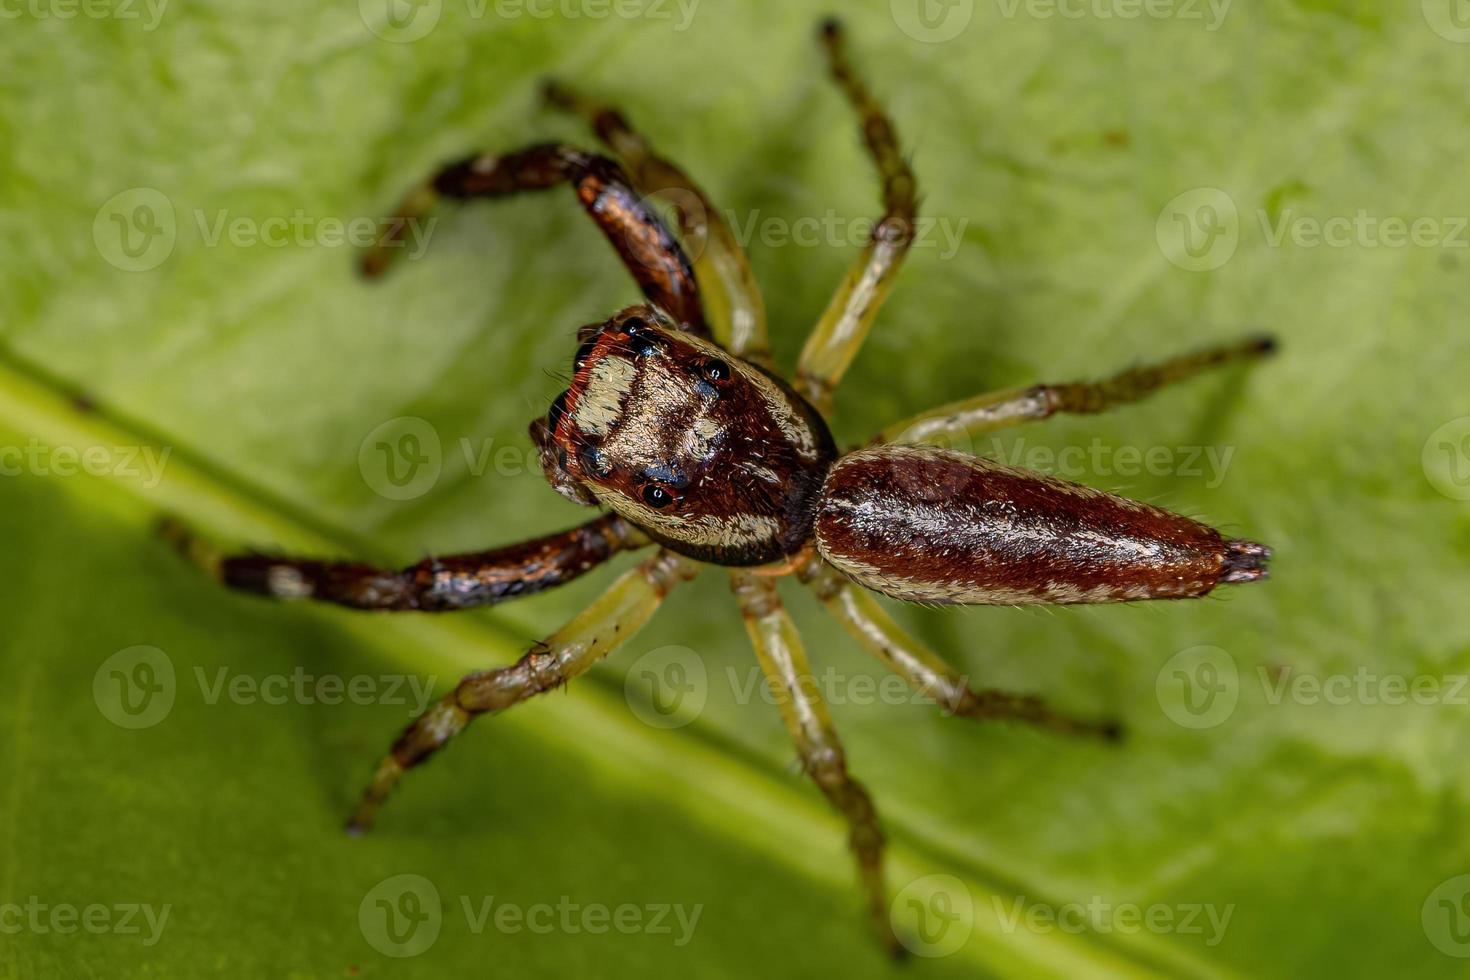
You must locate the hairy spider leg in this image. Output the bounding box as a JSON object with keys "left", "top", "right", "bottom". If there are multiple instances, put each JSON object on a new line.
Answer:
{"left": 362, "top": 143, "right": 708, "bottom": 336}
{"left": 730, "top": 571, "right": 903, "bottom": 957}
{"left": 348, "top": 549, "right": 698, "bottom": 833}
{"left": 795, "top": 19, "right": 919, "bottom": 414}
{"left": 160, "top": 514, "right": 648, "bottom": 611}
{"left": 801, "top": 560, "right": 1120, "bottom": 740}
{"left": 880, "top": 335, "right": 1278, "bottom": 445}
{"left": 543, "top": 81, "right": 771, "bottom": 366}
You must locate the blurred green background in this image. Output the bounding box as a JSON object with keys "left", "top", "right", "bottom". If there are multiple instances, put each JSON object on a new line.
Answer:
{"left": 2, "top": 0, "right": 1469, "bottom": 976}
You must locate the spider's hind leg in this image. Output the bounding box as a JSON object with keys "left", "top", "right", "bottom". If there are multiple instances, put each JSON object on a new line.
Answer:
{"left": 801, "top": 560, "right": 1120, "bottom": 741}
{"left": 362, "top": 142, "right": 708, "bottom": 336}
{"left": 730, "top": 571, "right": 903, "bottom": 957}
{"left": 881, "top": 334, "right": 1277, "bottom": 445}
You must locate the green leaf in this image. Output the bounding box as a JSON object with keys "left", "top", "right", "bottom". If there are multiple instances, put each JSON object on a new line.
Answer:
{"left": 2, "top": 2, "right": 1467, "bottom": 977}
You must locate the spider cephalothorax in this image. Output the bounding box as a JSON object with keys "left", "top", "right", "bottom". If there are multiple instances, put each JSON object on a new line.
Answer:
{"left": 532, "top": 305, "right": 836, "bottom": 565}
{"left": 178, "top": 19, "right": 1277, "bottom": 957}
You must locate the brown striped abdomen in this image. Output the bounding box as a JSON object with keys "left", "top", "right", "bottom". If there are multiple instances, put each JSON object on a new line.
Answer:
{"left": 814, "top": 446, "right": 1268, "bottom": 605}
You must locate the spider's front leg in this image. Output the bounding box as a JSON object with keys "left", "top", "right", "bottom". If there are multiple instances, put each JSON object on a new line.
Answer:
{"left": 800, "top": 560, "right": 1120, "bottom": 740}
{"left": 730, "top": 571, "right": 902, "bottom": 957}
{"left": 348, "top": 548, "right": 697, "bottom": 833}
{"left": 795, "top": 18, "right": 919, "bottom": 414}
{"left": 161, "top": 514, "right": 647, "bottom": 611}
{"left": 362, "top": 142, "right": 708, "bottom": 336}
{"left": 543, "top": 81, "right": 771, "bottom": 365}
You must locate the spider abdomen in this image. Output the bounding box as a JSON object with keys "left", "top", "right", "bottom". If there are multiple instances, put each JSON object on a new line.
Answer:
{"left": 814, "top": 446, "right": 1269, "bottom": 605}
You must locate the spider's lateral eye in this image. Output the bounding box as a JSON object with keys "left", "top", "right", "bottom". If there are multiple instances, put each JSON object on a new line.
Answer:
{"left": 622, "top": 315, "right": 648, "bottom": 335}
{"left": 641, "top": 483, "right": 675, "bottom": 509}
{"left": 702, "top": 358, "right": 731, "bottom": 383}
{"left": 546, "top": 391, "right": 569, "bottom": 433}
{"left": 581, "top": 445, "right": 612, "bottom": 478}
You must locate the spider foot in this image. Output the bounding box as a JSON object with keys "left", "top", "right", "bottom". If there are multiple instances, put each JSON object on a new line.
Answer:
{"left": 155, "top": 513, "right": 222, "bottom": 578}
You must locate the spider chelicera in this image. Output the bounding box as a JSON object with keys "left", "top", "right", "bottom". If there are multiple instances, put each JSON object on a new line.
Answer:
{"left": 171, "top": 18, "right": 1273, "bottom": 954}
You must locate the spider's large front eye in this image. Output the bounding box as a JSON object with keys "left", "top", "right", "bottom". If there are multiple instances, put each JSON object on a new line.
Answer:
{"left": 640, "top": 483, "right": 677, "bottom": 509}
{"left": 700, "top": 358, "right": 731, "bottom": 383}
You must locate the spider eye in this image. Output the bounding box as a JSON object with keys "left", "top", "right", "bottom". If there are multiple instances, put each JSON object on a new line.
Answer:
{"left": 640, "top": 483, "right": 676, "bottom": 509}
{"left": 622, "top": 315, "right": 648, "bottom": 335}
{"left": 581, "top": 446, "right": 612, "bottom": 478}
{"left": 702, "top": 358, "right": 731, "bottom": 383}
{"left": 546, "top": 391, "right": 569, "bottom": 433}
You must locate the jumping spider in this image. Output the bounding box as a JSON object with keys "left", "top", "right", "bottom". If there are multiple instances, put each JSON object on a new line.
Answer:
{"left": 173, "top": 19, "right": 1272, "bottom": 954}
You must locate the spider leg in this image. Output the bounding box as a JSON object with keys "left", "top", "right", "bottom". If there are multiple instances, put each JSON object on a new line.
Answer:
{"left": 348, "top": 548, "right": 697, "bottom": 832}
{"left": 880, "top": 334, "right": 1277, "bottom": 446}
{"left": 795, "top": 18, "right": 919, "bottom": 414}
{"left": 543, "top": 81, "right": 771, "bottom": 365}
{"left": 801, "top": 560, "right": 1119, "bottom": 740}
{"left": 160, "top": 513, "right": 648, "bottom": 611}
{"left": 730, "top": 571, "right": 902, "bottom": 957}
{"left": 362, "top": 143, "right": 708, "bottom": 336}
